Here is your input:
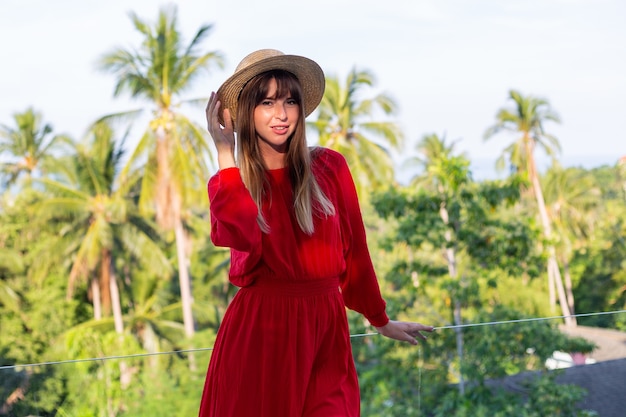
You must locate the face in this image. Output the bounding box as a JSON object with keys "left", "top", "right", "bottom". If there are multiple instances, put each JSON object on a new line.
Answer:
{"left": 253, "top": 78, "right": 300, "bottom": 159}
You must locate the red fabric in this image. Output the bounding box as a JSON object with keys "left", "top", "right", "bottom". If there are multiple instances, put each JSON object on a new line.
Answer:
{"left": 199, "top": 148, "right": 389, "bottom": 417}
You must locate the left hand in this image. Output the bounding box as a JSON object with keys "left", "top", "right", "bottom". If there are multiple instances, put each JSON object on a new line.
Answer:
{"left": 375, "top": 320, "right": 434, "bottom": 345}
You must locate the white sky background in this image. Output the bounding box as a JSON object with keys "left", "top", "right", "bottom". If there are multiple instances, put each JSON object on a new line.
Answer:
{"left": 1, "top": 0, "right": 625, "bottom": 181}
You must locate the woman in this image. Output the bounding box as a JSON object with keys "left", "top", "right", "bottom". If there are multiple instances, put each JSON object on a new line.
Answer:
{"left": 199, "top": 49, "right": 433, "bottom": 417}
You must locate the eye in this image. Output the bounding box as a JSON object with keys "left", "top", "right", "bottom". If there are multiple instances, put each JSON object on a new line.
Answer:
{"left": 286, "top": 98, "right": 298, "bottom": 106}
{"left": 260, "top": 99, "right": 273, "bottom": 106}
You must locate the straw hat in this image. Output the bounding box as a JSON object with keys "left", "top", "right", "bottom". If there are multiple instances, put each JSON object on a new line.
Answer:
{"left": 215, "top": 49, "right": 325, "bottom": 126}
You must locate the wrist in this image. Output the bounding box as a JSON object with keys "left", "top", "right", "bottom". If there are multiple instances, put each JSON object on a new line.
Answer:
{"left": 217, "top": 151, "right": 236, "bottom": 170}
{"left": 368, "top": 311, "right": 390, "bottom": 328}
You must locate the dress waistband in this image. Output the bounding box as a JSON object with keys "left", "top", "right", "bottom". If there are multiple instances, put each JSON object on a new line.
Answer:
{"left": 241, "top": 277, "right": 340, "bottom": 297}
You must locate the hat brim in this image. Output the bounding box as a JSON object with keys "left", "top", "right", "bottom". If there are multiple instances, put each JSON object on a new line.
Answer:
{"left": 215, "top": 54, "right": 325, "bottom": 128}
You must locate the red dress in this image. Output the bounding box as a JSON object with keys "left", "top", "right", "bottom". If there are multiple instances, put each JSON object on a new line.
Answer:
{"left": 198, "top": 148, "right": 389, "bottom": 417}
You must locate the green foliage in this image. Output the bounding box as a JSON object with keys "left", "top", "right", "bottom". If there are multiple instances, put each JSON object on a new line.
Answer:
{"left": 120, "top": 344, "right": 212, "bottom": 417}
{"left": 373, "top": 170, "right": 539, "bottom": 280}
{"left": 461, "top": 306, "right": 576, "bottom": 381}
{"left": 364, "top": 140, "right": 613, "bottom": 416}
{"left": 433, "top": 373, "right": 597, "bottom": 417}
{"left": 568, "top": 166, "right": 626, "bottom": 329}
{"left": 557, "top": 336, "right": 596, "bottom": 354}
{"left": 522, "top": 374, "right": 598, "bottom": 417}
{"left": 352, "top": 303, "right": 596, "bottom": 416}
{"left": 571, "top": 233, "right": 626, "bottom": 329}
{"left": 2, "top": 8, "right": 625, "bottom": 416}
{"left": 310, "top": 67, "right": 403, "bottom": 198}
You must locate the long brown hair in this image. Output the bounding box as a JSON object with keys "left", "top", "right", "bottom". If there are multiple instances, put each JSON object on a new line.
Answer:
{"left": 236, "top": 70, "right": 334, "bottom": 234}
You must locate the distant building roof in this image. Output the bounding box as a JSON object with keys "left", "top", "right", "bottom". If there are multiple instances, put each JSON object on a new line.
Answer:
{"left": 489, "top": 358, "right": 626, "bottom": 417}
{"left": 559, "top": 325, "right": 626, "bottom": 362}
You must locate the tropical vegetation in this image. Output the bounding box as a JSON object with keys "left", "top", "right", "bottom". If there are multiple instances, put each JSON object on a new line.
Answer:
{"left": 1, "top": 5, "right": 625, "bottom": 417}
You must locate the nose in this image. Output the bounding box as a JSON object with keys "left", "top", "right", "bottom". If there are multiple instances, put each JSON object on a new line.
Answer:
{"left": 274, "top": 102, "right": 287, "bottom": 120}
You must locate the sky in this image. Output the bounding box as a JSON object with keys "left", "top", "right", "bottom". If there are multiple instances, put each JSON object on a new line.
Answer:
{"left": 1, "top": 0, "right": 625, "bottom": 181}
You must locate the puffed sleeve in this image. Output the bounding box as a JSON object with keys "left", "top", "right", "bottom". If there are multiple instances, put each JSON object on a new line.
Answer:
{"left": 331, "top": 152, "right": 390, "bottom": 327}
{"left": 208, "top": 168, "right": 263, "bottom": 284}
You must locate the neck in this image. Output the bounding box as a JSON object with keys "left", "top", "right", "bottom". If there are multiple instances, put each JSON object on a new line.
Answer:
{"left": 264, "top": 156, "right": 286, "bottom": 170}
{"left": 261, "top": 148, "right": 287, "bottom": 170}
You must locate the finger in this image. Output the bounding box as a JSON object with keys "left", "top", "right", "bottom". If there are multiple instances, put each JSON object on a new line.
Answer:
{"left": 410, "top": 323, "right": 434, "bottom": 333}
{"left": 223, "top": 108, "right": 233, "bottom": 132}
{"left": 206, "top": 93, "right": 217, "bottom": 130}
{"left": 404, "top": 333, "right": 419, "bottom": 345}
{"left": 414, "top": 331, "right": 428, "bottom": 341}
{"left": 209, "top": 99, "right": 223, "bottom": 134}
{"left": 404, "top": 327, "right": 425, "bottom": 340}
{"left": 406, "top": 325, "right": 431, "bottom": 341}
{"left": 206, "top": 92, "right": 218, "bottom": 114}
{"left": 211, "top": 97, "right": 220, "bottom": 122}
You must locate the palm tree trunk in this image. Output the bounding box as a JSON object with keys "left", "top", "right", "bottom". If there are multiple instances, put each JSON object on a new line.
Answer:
{"left": 154, "top": 110, "right": 197, "bottom": 369}
{"left": 100, "top": 257, "right": 112, "bottom": 317}
{"left": 104, "top": 251, "right": 133, "bottom": 389}
{"left": 453, "top": 299, "right": 465, "bottom": 395}
{"left": 560, "top": 241, "right": 576, "bottom": 316}
{"left": 108, "top": 265, "right": 124, "bottom": 335}
{"left": 528, "top": 158, "right": 576, "bottom": 326}
{"left": 154, "top": 115, "right": 195, "bottom": 336}
{"left": 440, "top": 204, "right": 465, "bottom": 395}
{"left": 172, "top": 189, "right": 197, "bottom": 371}
{"left": 447, "top": 244, "right": 465, "bottom": 395}
{"left": 548, "top": 266, "right": 556, "bottom": 308}
{"left": 174, "top": 215, "right": 195, "bottom": 337}
{"left": 155, "top": 124, "right": 174, "bottom": 230}
{"left": 563, "top": 260, "right": 576, "bottom": 316}
{"left": 91, "top": 277, "right": 102, "bottom": 320}
{"left": 546, "top": 248, "right": 574, "bottom": 326}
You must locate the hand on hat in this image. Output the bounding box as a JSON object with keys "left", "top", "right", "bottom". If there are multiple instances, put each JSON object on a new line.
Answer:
{"left": 206, "top": 92, "right": 236, "bottom": 169}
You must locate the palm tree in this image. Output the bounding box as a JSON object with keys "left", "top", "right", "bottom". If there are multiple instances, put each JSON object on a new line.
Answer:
{"left": 65, "top": 270, "right": 187, "bottom": 371}
{"left": 36, "top": 121, "right": 170, "bottom": 322}
{"left": 0, "top": 107, "right": 70, "bottom": 188}
{"left": 542, "top": 164, "right": 600, "bottom": 317}
{"left": 97, "top": 5, "right": 223, "bottom": 339}
{"left": 411, "top": 133, "right": 471, "bottom": 394}
{"left": 484, "top": 90, "right": 574, "bottom": 326}
{"left": 35, "top": 120, "right": 171, "bottom": 390}
{"left": 310, "top": 68, "right": 403, "bottom": 198}
{"left": 485, "top": 91, "right": 561, "bottom": 176}
{"left": 406, "top": 132, "right": 466, "bottom": 187}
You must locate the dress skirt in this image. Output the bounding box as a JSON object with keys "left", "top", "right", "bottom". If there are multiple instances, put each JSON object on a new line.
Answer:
{"left": 198, "top": 276, "right": 360, "bottom": 417}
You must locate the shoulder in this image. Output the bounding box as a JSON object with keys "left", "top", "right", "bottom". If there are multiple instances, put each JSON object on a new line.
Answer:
{"left": 310, "top": 147, "right": 348, "bottom": 172}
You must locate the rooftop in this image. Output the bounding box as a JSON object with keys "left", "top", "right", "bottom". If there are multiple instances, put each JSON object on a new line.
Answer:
{"left": 560, "top": 324, "right": 626, "bottom": 362}
{"left": 492, "top": 358, "right": 626, "bottom": 417}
